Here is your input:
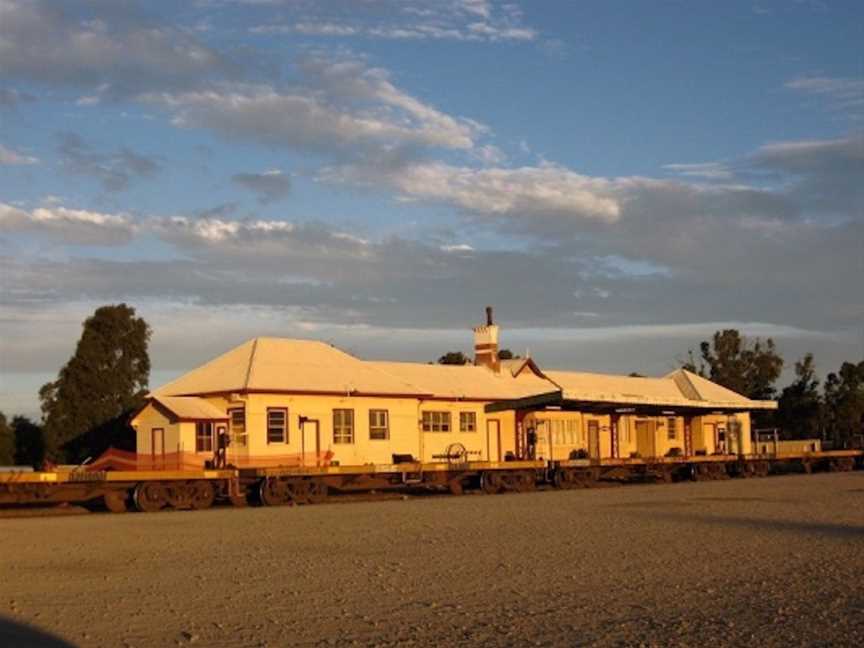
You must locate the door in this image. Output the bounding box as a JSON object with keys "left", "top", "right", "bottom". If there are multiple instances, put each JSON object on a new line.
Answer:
{"left": 587, "top": 421, "right": 601, "bottom": 459}
{"left": 151, "top": 428, "right": 165, "bottom": 470}
{"left": 486, "top": 419, "right": 501, "bottom": 462}
{"left": 301, "top": 419, "right": 321, "bottom": 467}
{"left": 635, "top": 420, "right": 656, "bottom": 458}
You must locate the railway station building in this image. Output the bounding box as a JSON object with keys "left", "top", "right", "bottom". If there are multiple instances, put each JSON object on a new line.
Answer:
{"left": 131, "top": 311, "right": 776, "bottom": 470}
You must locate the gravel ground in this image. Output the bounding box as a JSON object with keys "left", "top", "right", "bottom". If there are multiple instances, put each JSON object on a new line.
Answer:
{"left": 1, "top": 472, "right": 863, "bottom": 647}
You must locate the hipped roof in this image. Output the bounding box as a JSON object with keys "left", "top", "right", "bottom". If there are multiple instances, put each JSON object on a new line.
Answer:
{"left": 153, "top": 337, "right": 775, "bottom": 411}
{"left": 542, "top": 368, "right": 776, "bottom": 410}
{"left": 154, "top": 338, "right": 427, "bottom": 398}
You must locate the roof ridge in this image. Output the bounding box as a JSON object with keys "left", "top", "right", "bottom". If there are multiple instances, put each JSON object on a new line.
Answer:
{"left": 244, "top": 337, "right": 259, "bottom": 390}
{"left": 670, "top": 368, "right": 704, "bottom": 401}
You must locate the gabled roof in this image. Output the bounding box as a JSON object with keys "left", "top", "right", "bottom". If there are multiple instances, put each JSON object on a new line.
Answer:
{"left": 664, "top": 369, "right": 777, "bottom": 409}
{"left": 500, "top": 357, "right": 545, "bottom": 379}
{"left": 154, "top": 338, "right": 428, "bottom": 398}
{"left": 369, "top": 361, "right": 556, "bottom": 401}
{"left": 152, "top": 396, "right": 228, "bottom": 420}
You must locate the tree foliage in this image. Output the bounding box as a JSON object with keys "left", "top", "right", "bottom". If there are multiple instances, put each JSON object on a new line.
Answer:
{"left": 685, "top": 329, "right": 783, "bottom": 401}
{"left": 0, "top": 412, "right": 14, "bottom": 465}
{"left": 777, "top": 354, "right": 822, "bottom": 439}
{"left": 39, "top": 304, "right": 151, "bottom": 463}
{"left": 12, "top": 416, "right": 47, "bottom": 469}
{"left": 498, "top": 349, "right": 519, "bottom": 360}
{"left": 822, "top": 360, "right": 864, "bottom": 446}
{"left": 437, "top": 351, "right": 470, "bottom": 365}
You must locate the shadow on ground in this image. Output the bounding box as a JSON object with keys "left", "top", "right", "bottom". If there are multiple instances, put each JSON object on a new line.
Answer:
{"left": 636, "top": 511, "right": 864, "bottom": 539}
{"left": 0, "top": 616, "right": 76, "bottom": 647}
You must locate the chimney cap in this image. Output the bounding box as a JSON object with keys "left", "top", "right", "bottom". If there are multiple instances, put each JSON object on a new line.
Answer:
{"left": 485, "top": 305, "right": 494, "bottom": 326}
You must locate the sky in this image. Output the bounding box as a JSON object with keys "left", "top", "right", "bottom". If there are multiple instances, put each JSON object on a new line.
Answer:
{"left": 1, "top": 0, "right": 862, "bottom": 419}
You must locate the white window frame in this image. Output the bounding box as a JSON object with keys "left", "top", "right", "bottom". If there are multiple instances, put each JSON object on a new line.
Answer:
{"left": 195, "top": 421, "right": 214, "bottom": 453}
{"left": 459, "top": 411, "right": 477, "bottom": 433}
{"left": 667, "top": 417, "right": 678, "bottom": 441}
{"left": 229, "top": 408, "right": 247, "bottom": 447}
{"left": 333, "top": 409, "right": 355, "bottom": 444}
{"left": 369, "top": 409, "right": 389, "bottom": 440}
{"left": 267, "top": 408, "right": 288, "bottom": 444}
{"left": 422, "top": 411, "right": 451, "bottom": 432}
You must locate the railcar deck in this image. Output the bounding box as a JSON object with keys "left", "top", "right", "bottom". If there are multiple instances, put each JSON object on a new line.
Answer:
{"left": 0, "top": 450, "right": 860, "bottom": 513}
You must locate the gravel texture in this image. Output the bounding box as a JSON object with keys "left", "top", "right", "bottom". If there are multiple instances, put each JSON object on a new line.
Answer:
{"left": 1, "top": 472, "right": 863, "bottom": 647}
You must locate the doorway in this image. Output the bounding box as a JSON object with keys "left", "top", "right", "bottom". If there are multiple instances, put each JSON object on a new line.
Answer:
{"left": 151, "top": 427, "right": 165, "bottom": 470}
{"left": 587, "top": 420, "right": 601, "bottom": 459}
{"left": 635, "top": 420, "right": 656, "bottom": 458}
{"left": 486, "top": 419, "right": 501, "bottom": 462}
{"left": 301, "top": 419, "right": 321, "bottom": 467}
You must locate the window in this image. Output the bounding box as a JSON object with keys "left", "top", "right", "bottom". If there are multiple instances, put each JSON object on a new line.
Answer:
{"left": 422, "top": 411, "right": 451, "bottom": 432}
{"left": 229, "top": 408, "right": 247, "bottom": 447}
{"left": 267, "top": 408, "right": 288, "bottom": 444}
{"left": 195, "top": 422, "right": 214, "bottom": 453}
{"left": 667, "top": 417, "right": 677, "bottom": 441}
{"left": 369, "top": 409, "right": 389, "bottom": 440}
{"left": 333, "top": 409, "right": 354, "bottom": 444}
{"left": 459, "top": 411, "right": 476, "bottom": 432}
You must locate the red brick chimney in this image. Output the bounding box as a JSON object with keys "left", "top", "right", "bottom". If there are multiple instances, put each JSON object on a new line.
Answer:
{"left": 473, "top": 306, "right": 500, "bottom": 372}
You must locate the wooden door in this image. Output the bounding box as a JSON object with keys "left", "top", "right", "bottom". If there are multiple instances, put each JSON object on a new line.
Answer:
{"left": 151, "top": 428, "right": 165, "bottom": 470}
{"left": 635, "top": 420, "right": 656, "bottom": 458}
{"left": 587, "top": 420, "right": 600, "bottom": 459}
{"left": 486, "top": 419, "right": 501, "bottom": 462}
{"left": 301, "top": 420, "right": 321, "bottom": 467}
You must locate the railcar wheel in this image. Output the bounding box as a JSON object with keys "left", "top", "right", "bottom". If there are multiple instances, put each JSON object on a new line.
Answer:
{"left": 259, "top": 478, "right": 290, "bottom": 506}
{"left": 481, "top": 471, "right": 501, "bottom": 494}
{"left": 103, "top": 490, "right": 129, "bottom": 513}
{"left": 306, "top": 480, "right": 329, "bottom": 504}
{"left": 190, "top": 481, "right": 215, "bottom": 510}
{"left": 516, "top": 471, "right": 536, "bottom": 492}
{"left": 287, "top": 480, "right": 311, "bottom": 505}
{"left": 133, "top": 482, "right": 167, "bottom": 513}
{"left": 166, "top": 482, "right": 194, "bottom": 509}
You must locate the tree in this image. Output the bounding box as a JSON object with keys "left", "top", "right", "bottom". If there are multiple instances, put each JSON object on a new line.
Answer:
{"left": 40, "top": 304, "right": 151, "bottom": 463}
{"left": 685, "top": 329, "right": 783, "bottom": 401}
{"left": 12, "top": 416, "right": 46, "bottom": 469}
{"left": 0, "top": 412, "right": 14, "bottom": 465}
{"left": 437, "top": 351, "right": 470, "bottom": 365}
{"left": 499, "top": 349, "right": 519, "bottom": 360}
{"left": 777, "top": 354, "right": 822, "bottom": 439}
{"left": 823, "top": 361, "right": 864, "bottom": 447}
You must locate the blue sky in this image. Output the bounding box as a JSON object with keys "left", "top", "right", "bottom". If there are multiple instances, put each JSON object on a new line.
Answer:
{"left": 1, "top": 0, "right": 862, "bottom": 418}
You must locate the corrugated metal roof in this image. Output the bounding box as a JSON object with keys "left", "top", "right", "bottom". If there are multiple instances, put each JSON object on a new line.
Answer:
{"left": 152, "top": 337, "right": 775, "bottom": 411}
{"left": 155, "top": 338, "right": 428, "bottom": 397}
{"left": 369, "top": 361, "right": 555, "bottom": 401}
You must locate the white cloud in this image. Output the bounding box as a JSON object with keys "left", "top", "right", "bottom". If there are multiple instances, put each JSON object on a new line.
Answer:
{"left": 662, "top": 162, "right": 732, "bottom": 180}
{"left": 0, "top": 0, "right": 231, "bottom": 95}
{"left": 0, "top": 143, "right": 38, "bottom": 165}
{"left": 141, "top": 55, "right": 482, "bottom": 155}
{"left": 0, "top": 202, "right": 135, "bottom": 244}
{"left": 785, "top": 76, "right": 864, "bottom": 117}
{"left": 323, "top": 161, "right": 623, "bottom": 224}
{"left": 248, "top": 0, "right": 537, "bottom": 43}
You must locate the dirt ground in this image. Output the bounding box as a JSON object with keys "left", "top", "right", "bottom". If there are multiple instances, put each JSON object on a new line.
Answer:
{"left": 1, "top": 472, "right": 863, "bottom": 647}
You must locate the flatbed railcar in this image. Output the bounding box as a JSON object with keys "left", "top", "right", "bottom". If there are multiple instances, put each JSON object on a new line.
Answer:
{"left": 0, "top": 450, "right": 861, "bottom": 514}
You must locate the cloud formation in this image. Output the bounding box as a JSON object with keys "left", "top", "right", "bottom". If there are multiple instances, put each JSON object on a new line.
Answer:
{"left": 141, "top": 56, "right": 482, "bottom": 157}
{"left": 0, "top": 202, "right": 135, "bottom": 245}
{"left": 250, "top": 0, "right": 537, "bottom": 43}
{"left": 0, "top": 0, "right": 232, "bottom": 96}
{"left": 0, "top": 143, "right": 38, "bottom": 165}
{"left": 56, "top": 132, "right": 160, "bottom": 192}
{"left": 231, "top": 169, "right": 292, "bottom": 204}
